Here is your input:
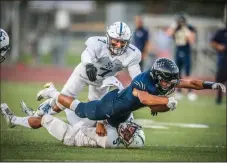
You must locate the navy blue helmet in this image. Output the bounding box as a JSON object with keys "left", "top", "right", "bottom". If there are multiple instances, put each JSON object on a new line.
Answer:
{"left": 150, "top": 58, "right": 180, "bottom": 95}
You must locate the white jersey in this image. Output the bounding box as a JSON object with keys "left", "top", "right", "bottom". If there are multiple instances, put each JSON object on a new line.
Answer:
{"left": 78, "top": 112, "right": 135, "bottom": 148}
{"left": 41, "top": 112, "right": 136, "bottom": 148}
{"left": 59, "top": 36, "right": 141, "bottom": 103}
{"left": 42, "top": 114, "right": 122, "bottom": 148}
{"left": 76, "top": 124, "right": 119, "bottom": 148}
{"left": 80, "top": 36, "right": 142, "bottom": 85}
{"left": 62, "top": 119, "right": 121, "bottom": 148}
{"left": 73, "top": 129, "right": 97, "bottom": 147}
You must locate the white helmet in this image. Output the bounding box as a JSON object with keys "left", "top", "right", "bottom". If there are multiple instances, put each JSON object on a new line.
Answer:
{"left": 106, "top": 21, "right": 132, "bottom": 56}
{"left": 118, "top": 122, "right": 145, "bottom": 148}
{"left": 0, "top": 28, "right": 10, "bottom": 63}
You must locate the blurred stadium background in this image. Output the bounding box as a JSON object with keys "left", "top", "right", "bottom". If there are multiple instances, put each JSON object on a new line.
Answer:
{"left": 0, "top": 0, "right": 226, "bottom": 162}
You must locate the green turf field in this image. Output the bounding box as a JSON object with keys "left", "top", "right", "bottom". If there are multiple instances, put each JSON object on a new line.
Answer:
{"left": 0, "top": 82, "right": 226, "bottom": 161}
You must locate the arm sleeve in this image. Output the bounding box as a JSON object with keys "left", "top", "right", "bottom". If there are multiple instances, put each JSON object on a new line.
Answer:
{"left": 127, "top": 52, "right": 142, "bottom": 80}
{"left": 81, "top": 37, "right": 99, "bottom": 66}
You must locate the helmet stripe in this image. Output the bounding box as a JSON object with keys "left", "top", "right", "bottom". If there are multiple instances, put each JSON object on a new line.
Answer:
{"left": 119, "top": 22, "right": 123, "bottom": 36}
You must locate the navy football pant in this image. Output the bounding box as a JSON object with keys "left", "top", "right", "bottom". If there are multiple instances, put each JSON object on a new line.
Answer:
{"left": 216, "top": 54, "right": 227, "bottom": 104}
{"left": 175, "top": 50, "right": 191, "bottom": 78}
{"left": 74, "top": 89, "right": 132, "bottom": 127}
{"left": 74, "top": 89, "right": 119, "bottom": 120}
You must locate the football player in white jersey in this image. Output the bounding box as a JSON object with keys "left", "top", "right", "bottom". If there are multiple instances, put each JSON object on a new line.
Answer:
{"left": 0, "top": 28, "right": 10, "bottom": 63}
{"left": 0, "top": 102, "right": 145, "bottom": 149}
{"left": 36, "top": 21, "right": 142, "bottom": 135}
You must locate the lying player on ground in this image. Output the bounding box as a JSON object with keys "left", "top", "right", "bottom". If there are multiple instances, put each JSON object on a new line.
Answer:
{"left": 37, "top": 58, "right": 226, "bottom": 123}
{"left": 50, "top": 21, "right": 142, "bottom": 135}
{"left": 0, "top": 102, "right": 145, "bottom": 148}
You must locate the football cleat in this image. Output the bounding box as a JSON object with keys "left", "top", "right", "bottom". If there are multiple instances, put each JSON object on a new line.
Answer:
{"left": 0, "top": 103, "right": 15, "bottom": 128}
{"left": 20, "top": 101, "right": 35, "bottom": 116}
{"left": 37, "top": 82, "right": 58, "bottom": 101}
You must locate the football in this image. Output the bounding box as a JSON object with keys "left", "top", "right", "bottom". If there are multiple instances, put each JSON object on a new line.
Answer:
{"left": 149, "top": 104, "right": 170, "bottom": 112}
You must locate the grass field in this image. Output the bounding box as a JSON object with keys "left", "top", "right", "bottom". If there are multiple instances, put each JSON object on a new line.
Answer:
{"left": 0, "top": 81, "right": 226, "bottom": 161}
{"left": 17, "top": 53, "right": 81, "bottom": 68}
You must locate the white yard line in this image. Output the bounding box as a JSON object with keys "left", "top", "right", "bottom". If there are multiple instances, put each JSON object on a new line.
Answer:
{"left": 134, "top": 119, "right": 210, "bottom": 129}
{"left": 0, "top": 117, "right": 213, "bottom": 130}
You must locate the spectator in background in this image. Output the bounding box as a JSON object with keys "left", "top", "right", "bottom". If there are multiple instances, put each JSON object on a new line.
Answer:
{"left": 154, "top": 26, "right": 172, "bottom": 59}
{"left": 133, "top": 15, "right": 151, "bottom": 71}
{"left": 210, "top": 27, "right": 227, "bottom": 105}
{"left": 52, "top": 9, "right": 70, "bottom": 66}
{"left": 166, "top": 13, "right": 197, "bottom": 101}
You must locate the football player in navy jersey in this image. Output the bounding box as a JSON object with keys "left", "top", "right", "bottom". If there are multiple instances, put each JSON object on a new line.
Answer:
{"left": 35, "top": 58, "right": 226, "bottom": 127}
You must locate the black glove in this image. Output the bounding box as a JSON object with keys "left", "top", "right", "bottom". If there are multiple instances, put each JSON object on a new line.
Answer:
{"left": 151, "top": 111, "right": 158, "bottom": 116}
{"left": 86, "top": 63, "right": 97, "bottom": 82}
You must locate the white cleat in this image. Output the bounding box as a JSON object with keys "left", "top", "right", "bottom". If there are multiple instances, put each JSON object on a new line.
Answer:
{"left": 20, "top": 101, "right": 35, "bottom": 116}
{"left": 187, "top": 92, "right": 198, "bottom": 101}
{"left": 0, "top": 103, "right": 15, "bottom": 128}
{"left": 36, "top": 82, "right": 59, "bottom": 101}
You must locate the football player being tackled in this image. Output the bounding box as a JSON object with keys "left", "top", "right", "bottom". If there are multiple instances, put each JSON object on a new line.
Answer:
{"left": 36, "top": 58, "right": 226, "bottom": 124}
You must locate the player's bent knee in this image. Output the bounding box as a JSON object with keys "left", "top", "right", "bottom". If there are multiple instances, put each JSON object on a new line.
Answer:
{"left": 28, "top": 117, "right": 42, "bottom": 129}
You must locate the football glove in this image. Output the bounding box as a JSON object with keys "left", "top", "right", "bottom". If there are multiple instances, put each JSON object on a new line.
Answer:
{"left": 86, "top": 63, "right": 97, "bottom": 82}
{"left": 166, "top": 97, "right": 178, "bottom": 111}
{"left": 212, "top": 83, "right": 226, "bottom": 93}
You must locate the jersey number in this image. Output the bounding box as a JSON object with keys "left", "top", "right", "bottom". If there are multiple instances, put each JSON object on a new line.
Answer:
{"left": 113, "top": 137, "right": 121, "bottom": 145}
{"left": 98, "top": 67, "right": 112, "bottom": 77}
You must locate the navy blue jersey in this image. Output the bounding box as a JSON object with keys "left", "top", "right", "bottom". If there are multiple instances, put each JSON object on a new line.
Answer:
{"left": 112, "top": 70, "right": 159, "bottom": 114}
{"left": 211, "top": 28, "right": 227, "bottom": 55}
{"left": 133, "top": 27, "right": 149, "bottom": 52}
{"left": 75, "top": 70, "right": 160, "bottom": 127}
{"left": 107, "top": 70, "right": 159, "bottom": 127}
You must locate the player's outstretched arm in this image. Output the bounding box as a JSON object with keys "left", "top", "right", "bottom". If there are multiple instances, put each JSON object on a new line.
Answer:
{"left": 132, "top": 88, "right": 177, "bottom": 111}
{"left": 133, "top": 88, "right": 168, "bottom": 105}
{"left": 176, "top": 79, "right": 226, "bottom": 93}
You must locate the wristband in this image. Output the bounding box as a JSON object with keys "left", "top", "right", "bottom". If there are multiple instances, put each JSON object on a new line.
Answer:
{"left": 202, "top": 81, "right": 215, "bottom": 89}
